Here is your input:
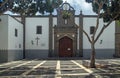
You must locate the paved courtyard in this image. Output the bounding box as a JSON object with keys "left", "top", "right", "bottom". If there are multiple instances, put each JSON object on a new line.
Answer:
{"left": 0, "top": 58, "right": 120, "bottom": 78}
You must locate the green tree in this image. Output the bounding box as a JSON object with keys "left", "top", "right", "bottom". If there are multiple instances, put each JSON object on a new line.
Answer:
{"left": 84, "top": 0, "right": 120, "bottom": 68}
{"left": 0, "top": 0, "right": 63, "bottom": 59}
{"left": 0, "top": 0, "right": 63, "bottom": 16}
{"left": 0, "top": 0, "right": 14, "bottom": 15}
{"left": 11, "top": 0, "right": 63, "bottom": 16}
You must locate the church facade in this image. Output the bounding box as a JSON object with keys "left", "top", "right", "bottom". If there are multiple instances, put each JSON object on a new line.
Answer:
{"left": 0, "top": 2, "right": 120, "bottom": 62}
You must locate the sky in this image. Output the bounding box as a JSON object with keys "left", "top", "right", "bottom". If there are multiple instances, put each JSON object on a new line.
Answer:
{"left": 4, "top": 0, "right": 96, "bottom": 15}
{"left": 62, "top": 0, "right": 96, "bottom": 15}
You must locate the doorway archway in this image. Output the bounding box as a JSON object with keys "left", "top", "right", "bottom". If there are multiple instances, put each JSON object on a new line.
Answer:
{"left": 59, "top": 36, "right": 73, "bottom": 57}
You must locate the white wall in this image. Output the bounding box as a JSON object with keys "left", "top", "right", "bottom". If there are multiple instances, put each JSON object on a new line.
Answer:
{"left": 83, "top": 17, "right": 115, "bottom": 49}
{"left": 0, "top": 15, "right": 8, "bottom": 49}
{"left": 8, "top": 16, "right": 23, "bottom": 50}
{"left": 0, "top": 15, "right": 23, "bottom": 62}
{"left": 7, "top": 15, "right": 23, "bottom": 61}
{"left": 25, "top": 17, "right": 49, "bottom": 50}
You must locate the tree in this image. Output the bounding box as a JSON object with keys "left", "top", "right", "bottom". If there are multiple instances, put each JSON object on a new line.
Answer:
{"left": 83, "top": 0, "right": 120, "bottom": 68}
{"left": 0, "top": 0, "right": 63, "bottom": 16}
{"left": 0, "top": 0, "right": 63, "bottom": 59}
{"left": 0, "top": 0, "right": 3, "bottom": 5}
{"left": 11, "top": 0, "right": 63, "bottom": 16}
{"left": 0, "top": 0, "right": 14, "bottom": 15}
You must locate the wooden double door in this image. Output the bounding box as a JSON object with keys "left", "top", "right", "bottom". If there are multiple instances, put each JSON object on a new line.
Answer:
{"left": 59, "top": 36, "right": 73, "bottom": 57}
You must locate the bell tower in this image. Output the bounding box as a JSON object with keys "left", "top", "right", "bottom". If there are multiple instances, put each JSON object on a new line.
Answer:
{"left": 57, "top": 2, "right": 75, "bottom": 27}
{"left": 54, "top": 2, "right": 78, "bottom": 57}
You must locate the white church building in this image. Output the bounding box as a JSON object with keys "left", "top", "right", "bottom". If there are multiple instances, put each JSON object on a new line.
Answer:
{"left": 0, "top": 2, "right": 120, "bottom": 63}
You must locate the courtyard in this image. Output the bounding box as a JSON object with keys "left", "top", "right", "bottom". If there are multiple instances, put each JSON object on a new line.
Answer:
{"left": 0, "top": 58, "right": 120, "bottom": 78}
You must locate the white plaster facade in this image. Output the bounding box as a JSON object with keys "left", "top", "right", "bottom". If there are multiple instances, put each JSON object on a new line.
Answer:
{"left": 8, "top": 16, "right": 23, "bottom": 50}
{"left": 24, "top": 16, "right": 115, "bottom": 58}
{"left": 0, "top": 15, "right": 8, "bottom": 50}
{"left": 0, "top": 2, "right": 117, "bottom": 62}
{"left": 83, "top": 17, "right": 115, "bottom": 49}
{"left": 0, "top": 15, "right": 23, "bottom": 62}
{"left": 25, "top": 17, "right": 49, "bottom": 50}
{"left": 0, "top": 14, "right": 116, "bottom": 62}
{"left": 25, "top": 17, "right": 49, "bottom": 59}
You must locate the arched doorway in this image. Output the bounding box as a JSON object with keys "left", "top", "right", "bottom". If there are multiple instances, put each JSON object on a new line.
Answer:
{"left": 59, "top": 36, "right": 73, "bottom": 57}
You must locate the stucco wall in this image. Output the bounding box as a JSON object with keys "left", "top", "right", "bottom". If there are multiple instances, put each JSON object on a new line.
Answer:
{"left": 25, "top": 17, "right": 49, "bottom": 50}
{"left": 83, "top": 17, "right": 115, "bottom": 58}
{"left": 0, "top": 15, "right": 8, "bottom": 62}
{"left": 83, "top": 17, "right": 115, "bottom": 49}
{"left": 8, "top": 15, "right": 23, "bottom": 61}
{"left": 0, "top": 15, "right": 8, "bottom": 49}
{"left": 8, "top": 16, "right": 23, "bottom": 50}
{"left": 25, "top": 17, "right": 49, "bottom": 58}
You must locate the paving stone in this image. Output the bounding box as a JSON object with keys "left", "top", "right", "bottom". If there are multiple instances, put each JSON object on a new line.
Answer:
{"left": 0, "top": 59, "right": 120, "bottom": 78}
{"left": 97, "top": 74, "right": 120, "bottom": 78}
{"left": 41, "top": 64, "right": 56, "bottom": 67}
{"left": 112, "top": 61, "right": 120, "bottom": 64}
{"left": 21, "top": 65, "right": 35, "bottom": 68}
{"left": 36, "top": 66, "right": 56, "bottom": 70}
{"left": 61, "top": 74, "right": 95, "bottom": 78}
{"left": 61, "top": 65, "right": 79, "bottom": 68}
{"left": 60, "top": 61, "right": 73, "bottom": 64}
{"left": 10, "top": 66, "right": 31, "bottom": 70}
{"left": 27, "top": 68, "right": 56, "bottom": 75}
{"left": 0, "top": 67, "right": 8, "bottom": 70}
{"left": 96, "top": 61, "right": 109, "bottom": 64}
{"left": 1, "top": 62, "right": 28, "bottom": 68}
{"left": 61, "top": 63, "right": 75, "bottom": 65}
{"left": 61, "top": 68, "right": 82, "bottom": 70}
{"left": 61, "top": 69, "right": 88, "bottom": 74}
{"left": 25, "top": 61, "right": 41, "bottom": 65}
{"left": 27, "top": 71, "right": 56, "bottom": 75}
{"left": 110, "top": 64, "right": 120, "bottom": 67}
{"left": 61, "top": 62, "right": 74, "bottom": 64}
{"left": 101, "top": 68, "right": 120, "bottom": 73}
{"left": 41, "top": 64, "right": 56, "bottom": 66}
{"left": 91, "top": 69, "right": 107, "bottom": 73}
{"left": 114, "top": 67, "right": 120, "bottom": 70}
{"left": 41, "top": 62, "right": 57, "bottom": 66}
{"left": 25, "top": 63, "right": 38, "bottom": 66}
{"left": 0, "top": 70, "right": 25, "bottom": 76}
{"left": 74, "top": 60, "right": 82, "bottom": 64}
{"left": 40, "top": 75, "right": 55, "bottom": 78}
{"left": 22, "top": 75, "right": 55, "bottom": 78}
{"left": 0, "top": 63, "right": 21, "bottom": 68}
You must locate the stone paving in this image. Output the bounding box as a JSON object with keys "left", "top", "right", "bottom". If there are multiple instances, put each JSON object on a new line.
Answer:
{"left": 0, "top": 59, "right": 120, "bottom": 78}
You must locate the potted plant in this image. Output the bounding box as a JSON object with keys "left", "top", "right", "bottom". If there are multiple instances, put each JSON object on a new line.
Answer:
{"left": 62, "top": 11, "right": 71, "bottom": 19}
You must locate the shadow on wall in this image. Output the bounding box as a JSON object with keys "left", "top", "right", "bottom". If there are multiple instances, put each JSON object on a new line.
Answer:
{"left": 0, "top": 50, "right": 8, "bottom": 63}
{"left": 83, "top": 49, "right": 115, "bottom": 59}
{"left": 25, "top": 50, "right": 49, "bottom": 59}
{"left": 0, "top": 50, "right": 23, "bottom": 63}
